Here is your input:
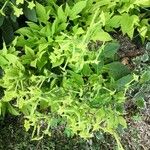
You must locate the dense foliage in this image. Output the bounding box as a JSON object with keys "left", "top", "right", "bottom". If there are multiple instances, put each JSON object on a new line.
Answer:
{"left": 0, "top": 0, "right": 149, "bottom": 150}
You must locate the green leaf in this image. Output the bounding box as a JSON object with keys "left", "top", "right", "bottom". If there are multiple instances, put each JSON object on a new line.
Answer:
{"left": 136, "top": 0, "right": 150, "bottom": 7}
{"left": 27, "top": 22, "right": 40, "bottom": 30}
{"left": 92, "top": 30, "right": 112, "bottom": 42}
{"left": 24, "top": 7, "right": 37, "bottom": 22}
{"left": 103, "top": 42, "right": 120, "bottom": 58}
{"left": 0, "top": 15, "right": 4, "bottom": 27}
{"left": 0, "top": 55, "right": 8, "bottom": 66}
{"left": 135, "top": 97, "right": 145, "bottom": 108}
{"left": 100, "top": 11, "right": 105, "bottom": 26}
{"left": 25, "top": 46, "right": 35, "bottom": 57}
{"left": 70, "top": 1, "right": 87, "bottom": 19}
{"left": 1, "top": 19, "right": 14, "bottom": 44}
{"left": 57, "top": 5, "right": 67, "bottom": 22}
{"left": 140, "top": 71, "right": 150, "bottom": 83}
{"left": 121, "top": 14, "right": 139, "bottom": 39}
{"left": 5, "top": 54, "right": 18, "bottom": 64}
{"left": 116, "top": 74, "right": 133, "bottom": 89}
{"left": 7, "top": 103, "right": 19, "bottom": 116}
{"left": 16, "top": 27, "right": 32, "bottom": 37}
{"left": 52, "top": 57, "right": 64, "bottom": 68}
{"left": 106, "top": 15, "right": 121, "bottom": 28}
{"left": 104, "top": 62, "right": 130, "bottom": 80}
{"left": 21, "top": 46, "right": 35, "bottom": 64}
{"left": 65, "top": 3, "right": 71, "bottom": 16}
{"left": 36, "top": 2, "right": 48, "bottom": 23}
{"left": 82, "top": 63, "right": 92, "bottom": 76}
{"left": 118, "top": 116, "right": 127, "bottom": 128}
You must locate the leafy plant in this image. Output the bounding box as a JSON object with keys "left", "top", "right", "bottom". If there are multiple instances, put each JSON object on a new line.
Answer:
{"left": 0, "top": 1, "right": 144, "bottom": 150}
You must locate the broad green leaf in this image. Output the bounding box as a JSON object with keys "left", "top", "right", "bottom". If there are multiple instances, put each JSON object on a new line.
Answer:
{"left": 21, "top": 46, "right": 35, "bottom": 64}
{"left": 104, "top": 62, "right": 130, "bottom": 80}
{"left": 70, "top": 1, "right": 87, "bottom": 19}
{"left": 0, "top": 55, "right": 8, "bottom": 66}
{"left": 121, "top": 14, "right": 139, "bottom": 39}
{"left": 137, "top": 26, "right": 147, "bottom": 43}
{"left": 1, "top": 18, "right": 14, "bottom": 44}
{"left": 116, "top": 74, "right": 133, "bottom": 89}
{"left": 103, "top": 42, "right": 120, "bottom": 58}
{"left": 24, "top": 7, "right": 37, "bottom": 22}
{"left": 52, "top": 57, "right": 64, "bottom": 68}
{"left": 27, "top": 22, "right": 40, "bottom": 30}
{"left": 36, "top": 2, "right": 48, "bottom": 23}
{"left": 57, "top": 5, "right": 67, "bottom": 22}
{"left": 136, "top": 0, "right": 150, "bottom": 7}
{"left": 65, "top": 3, "right": 71, "bottom": 16}
{"left": 5, "top": 54, "right": 18, "bottom": 64}
{"left": 3, "top": 90, "right": 17, "bottom": 102}
{"left": 39, "top": 43, "right": 49, "bottom": 51}
{"left": 25, "top": 46, "right": 35, "bottom": 57}
{"left": 51, "top": 19, "right": 58, "bottom": 36}
{"left": 106, "top": 15, "right": 121, "bottom": 28}
{"left": 37, "top": 56, "right": 47, "bottom": 69}
{"left": 92, "top": 30, "right": 112, "bottom": 42}
{"left": 73, "top": 25, "right": 84, "bottom": 35}
{"left": 16, "top": 27, "right": 32, "bottom": 36}
{"left": 82, "top": 63, "right": 92, "bottom": 76}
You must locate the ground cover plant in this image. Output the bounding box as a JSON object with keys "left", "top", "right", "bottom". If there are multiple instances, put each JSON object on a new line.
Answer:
{"left": 0, "top": 0, "right": 150, "bottom": 150}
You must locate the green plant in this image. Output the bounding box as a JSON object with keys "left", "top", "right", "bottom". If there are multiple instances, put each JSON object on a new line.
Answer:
{"left": 0, "top": 0, "right": 149, "bottom": 45}
{"left": 0, "top": 1, "right": 143, "bottom": 150}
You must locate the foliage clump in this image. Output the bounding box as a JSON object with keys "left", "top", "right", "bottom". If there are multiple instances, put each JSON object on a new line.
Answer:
{"left": 0, "top": 0, "right": 149, "bottom": 149}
